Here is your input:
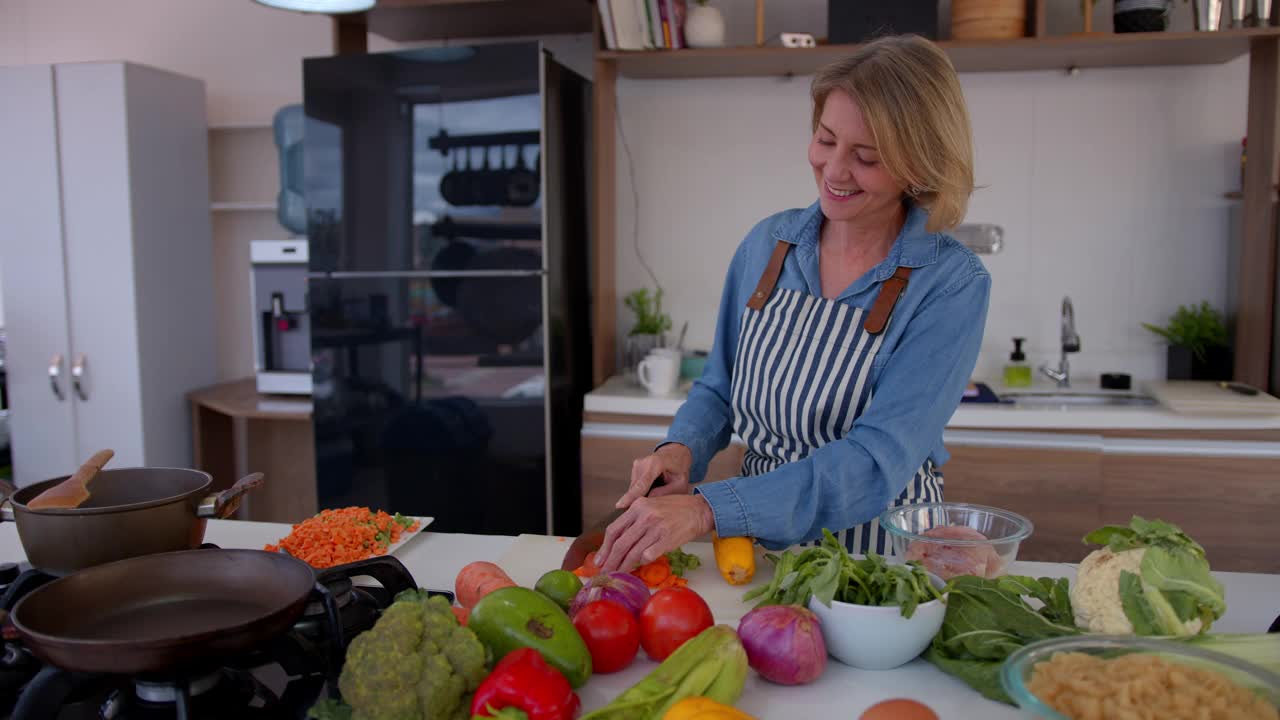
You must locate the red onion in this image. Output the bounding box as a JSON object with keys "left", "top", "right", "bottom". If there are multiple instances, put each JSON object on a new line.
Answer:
{"left": 737, "top": 605, "right": 827, "bottom": 685}
{"left": 568, "top": 572, "right": 650, "bottom": 619}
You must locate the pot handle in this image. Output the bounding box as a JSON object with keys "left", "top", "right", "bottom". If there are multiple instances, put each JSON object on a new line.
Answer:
{"left": 317, "top": 555, "right": 421, "bottom": 600}
{"left": 198, "top": 472, "right": 265, "bottom": 519}
{"left": 0, "top": 479, "right": 15, "bottom": 522}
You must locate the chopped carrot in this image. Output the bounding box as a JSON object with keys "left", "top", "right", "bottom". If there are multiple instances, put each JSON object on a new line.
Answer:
{"left": 264, "top": 507, "right": 420, "bottom": 569}
{"left": 574, "top": 551, "right": 602, "bottom": 578}
{"left": 633, "top": 555, "right": 673, "bottom": 588}
{"left": 656, "top": 575, "right": 688, "bottom": 589}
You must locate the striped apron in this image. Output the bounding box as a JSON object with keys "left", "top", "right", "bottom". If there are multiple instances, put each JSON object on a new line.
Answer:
{"left": 730, "top": 240, "right": 942, "bottom": 555}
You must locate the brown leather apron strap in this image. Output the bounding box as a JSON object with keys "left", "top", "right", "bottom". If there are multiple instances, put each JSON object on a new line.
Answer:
{"left": 863, "top": 266, "right": 912, "bottom": 335}
{"left": 745, "top": 240, "right": 792, "bottom": 311}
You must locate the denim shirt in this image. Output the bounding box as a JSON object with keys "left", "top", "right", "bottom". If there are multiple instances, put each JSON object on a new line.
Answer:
{"left": 666, "top": 201, "right": 991, "bottom": 550}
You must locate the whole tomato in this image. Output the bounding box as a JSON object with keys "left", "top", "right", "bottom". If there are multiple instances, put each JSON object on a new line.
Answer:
{"left": 571, "top": 599, "right": 641, "bottom": 673}
{"left": 639, "top": 587, "right": 714, "bottom": 661}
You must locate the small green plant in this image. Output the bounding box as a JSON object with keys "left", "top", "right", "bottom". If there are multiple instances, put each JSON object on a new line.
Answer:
{"left": 624, "top": 287, "right": 672, "bottom": 336}
{"left": 1142, "top": 301, "right": 1228, "bottom": 362}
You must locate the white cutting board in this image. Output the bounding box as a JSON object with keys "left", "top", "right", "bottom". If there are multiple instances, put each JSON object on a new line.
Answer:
{"left": 496, "top": 534, "right": 771, "bottom": 626}
{"left": 1147, "top": 380, "right": 1280, "bottom": 415}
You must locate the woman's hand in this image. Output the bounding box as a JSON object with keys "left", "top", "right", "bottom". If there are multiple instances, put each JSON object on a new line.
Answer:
{"left": 595, "top": 494, "right": 715, "bottom": 572}
{"left": 615, "top": 443, "right": 694, "bottom": 510}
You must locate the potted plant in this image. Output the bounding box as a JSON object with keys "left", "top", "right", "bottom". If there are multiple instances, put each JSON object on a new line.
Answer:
{"left": 1142, "top": 301, "right": 1232, "bottom": 381}
{"left": 623, "top": 288, "right": 672, "bottom": 380}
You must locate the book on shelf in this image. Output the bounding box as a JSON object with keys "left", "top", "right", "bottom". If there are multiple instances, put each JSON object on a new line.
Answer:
{"left": 599, "top": 0, "right": 618, "bottom": 50}
{"left": 598, "top": 0, "right": 686, "bottom": 50}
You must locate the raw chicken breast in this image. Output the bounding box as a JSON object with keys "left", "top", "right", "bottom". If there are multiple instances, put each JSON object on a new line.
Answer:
{"left": 904, "top": 525, "right": 1004, "bottom": 579}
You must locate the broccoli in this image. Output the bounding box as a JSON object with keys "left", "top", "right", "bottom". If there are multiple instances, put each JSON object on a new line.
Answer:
{"left": 319, "top": 590, "right": 488, "bottom": 720}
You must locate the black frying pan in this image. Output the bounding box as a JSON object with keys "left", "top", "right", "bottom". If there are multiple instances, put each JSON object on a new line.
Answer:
{"left": 11, "top": 549, "right": 315, "bottom": 674}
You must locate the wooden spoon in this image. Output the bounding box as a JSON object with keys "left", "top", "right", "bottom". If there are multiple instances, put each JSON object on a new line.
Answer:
{"left": 27, "top": 449, "right": 114, "bottom": 510}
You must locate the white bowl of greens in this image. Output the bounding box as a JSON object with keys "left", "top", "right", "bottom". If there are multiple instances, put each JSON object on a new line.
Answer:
{"left": 742, "top": 529, "right": 947, "bottom": 671}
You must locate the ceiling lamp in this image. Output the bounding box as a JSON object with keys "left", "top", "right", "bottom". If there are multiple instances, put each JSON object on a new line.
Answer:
{"left": 253, "top": 0, "right": 375, "bottom": 13}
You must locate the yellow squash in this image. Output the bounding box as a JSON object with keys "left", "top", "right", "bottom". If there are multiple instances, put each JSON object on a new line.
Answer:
{"left": 662, "top": 697, "right": 757, "bottom": 720}
{"left": 711, "top": 533, "right": 755, "bottom": 585}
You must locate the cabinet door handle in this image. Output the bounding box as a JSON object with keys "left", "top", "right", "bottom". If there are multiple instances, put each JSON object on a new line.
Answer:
{"left": 48, "top": 353, "right": 65, "bottom": 401}
{"left": 71, "top": 353, "right": 88, "bottom": 401}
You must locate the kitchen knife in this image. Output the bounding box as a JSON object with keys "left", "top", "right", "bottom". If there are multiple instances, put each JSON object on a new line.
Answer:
{"left": 561, "top": 477, "right": 666, "bottom": 571}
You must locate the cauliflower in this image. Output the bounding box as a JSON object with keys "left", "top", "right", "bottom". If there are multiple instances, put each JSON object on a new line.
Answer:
{"left": 1071, "top": 547, "right": 1202, "bottom": 635}
{"left": 1071, "top": 517, "right": 1224, "bottom": 638}
{"left": 316, "top": 591, "right": 488, "bottom": 720}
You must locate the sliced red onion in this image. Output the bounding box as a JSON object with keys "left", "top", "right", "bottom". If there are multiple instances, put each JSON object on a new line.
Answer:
{"left": 568, "top": 572, "right": 650, "bottom": 619}
{"left": 737, "top": 605, "right": 827, "bottom": 685}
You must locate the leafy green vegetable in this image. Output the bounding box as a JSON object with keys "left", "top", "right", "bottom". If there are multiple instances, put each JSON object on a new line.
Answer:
{"left": 1081, "top": 517, "right": 1225, "bottom": 636}
{"left": 1119, "top": 571, "right": 1161, "bottom": 636}
{"left": 925, "top": 575, "right": 1080, "bottom": 704}
{"left": 1083, "top": 516, "right": 1206, "bottom": 557}
{"left": 742, "top": 529, "right": 942, "bottom": 618}
{"left": 665, "top": 548, "right": 701, "bottom": 577}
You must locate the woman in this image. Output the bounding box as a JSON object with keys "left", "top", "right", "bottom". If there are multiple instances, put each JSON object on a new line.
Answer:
{"left": 596, "top": 35, "right": 991, "bottom": 572}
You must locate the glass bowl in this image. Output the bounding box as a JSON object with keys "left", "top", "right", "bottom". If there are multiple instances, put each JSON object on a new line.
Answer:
{"left": 878, "top": 502, "right": 1032, "bottom": 579}
{"left": 1001, "top": 635, "right": 1280, "bottom": 719}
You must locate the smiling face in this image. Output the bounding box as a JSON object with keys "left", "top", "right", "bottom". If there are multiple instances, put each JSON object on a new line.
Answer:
{"left": 807, "top": 89, "right": 908, "bottom": 226}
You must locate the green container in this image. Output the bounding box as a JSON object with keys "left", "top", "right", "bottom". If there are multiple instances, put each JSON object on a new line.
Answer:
{"left": 681, "top": 352, "right": 708, "bottom": 381}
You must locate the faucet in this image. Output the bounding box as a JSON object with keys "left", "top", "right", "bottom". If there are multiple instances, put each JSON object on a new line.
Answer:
{"left": 1039, "top": 296, "right": 1081, "bottom": 388}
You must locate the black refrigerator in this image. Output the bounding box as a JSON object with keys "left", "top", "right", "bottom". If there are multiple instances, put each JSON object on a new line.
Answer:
{"left": 302, "top": 43, "right": 592, "bottom": 537}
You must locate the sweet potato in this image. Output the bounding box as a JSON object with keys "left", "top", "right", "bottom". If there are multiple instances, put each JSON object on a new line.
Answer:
{"left": 455, "top": 561, "right": 517, "bottom": 609}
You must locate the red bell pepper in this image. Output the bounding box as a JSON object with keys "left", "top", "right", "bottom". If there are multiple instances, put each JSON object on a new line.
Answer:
{"left": 470, "top": 648, "right": 581, "bottom": 720}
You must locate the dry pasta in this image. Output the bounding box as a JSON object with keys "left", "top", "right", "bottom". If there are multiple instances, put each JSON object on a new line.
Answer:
{"left": 1026, "top": 651, "right": 1278, "bottom": 720}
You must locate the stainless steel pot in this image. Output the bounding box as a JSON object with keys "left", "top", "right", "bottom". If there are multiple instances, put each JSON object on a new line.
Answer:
{"left": 0, "top": 468, "right": 263, "bottom": 575}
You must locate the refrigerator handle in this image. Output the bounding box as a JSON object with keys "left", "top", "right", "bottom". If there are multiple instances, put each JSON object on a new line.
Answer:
{"left": 48, "top": 353, "right": 65, "bottom": 401}
{"left": 71, "top": 353, "right": 88, "bottom": 401}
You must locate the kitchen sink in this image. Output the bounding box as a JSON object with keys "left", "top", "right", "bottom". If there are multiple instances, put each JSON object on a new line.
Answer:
{"left": 1001, "top": 391, "right": 1157, "bottom": 407}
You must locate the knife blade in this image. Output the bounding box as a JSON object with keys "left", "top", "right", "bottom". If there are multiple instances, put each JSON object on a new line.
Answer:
{"left": 561, "top": 476, "right": 666, "bottom": 570}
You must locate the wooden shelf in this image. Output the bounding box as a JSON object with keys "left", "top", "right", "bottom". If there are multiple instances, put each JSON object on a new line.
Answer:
{"left": 210, "top": 201, "right": 276, "bottom": 212}
{"left": 366, "top": 0, "right": 592, "bottom": 42}
{"left": 600, "top": 28, "right": 1280, "bottom": 79}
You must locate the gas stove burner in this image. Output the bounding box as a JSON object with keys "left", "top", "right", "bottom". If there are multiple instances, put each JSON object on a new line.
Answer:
{"left": 133, "top": 670, "right": 221, "bottom": 704}
{"left": 0, "top": 554, "right": 437, "bottom": 719}
{"left": 305, "top": 577, "right": 354, "bottom": 616}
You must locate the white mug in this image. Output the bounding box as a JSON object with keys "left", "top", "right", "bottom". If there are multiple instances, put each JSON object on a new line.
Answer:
{"left": 638, "top": 352, "right": 681, "bottom": 396}
{"left": 647, "top": 347, "right": 682, "bottom": 362}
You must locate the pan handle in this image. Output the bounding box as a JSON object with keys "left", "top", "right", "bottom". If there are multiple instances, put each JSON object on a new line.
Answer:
{"left": 197, "top": 473, "right": 265, "bottom": 519}
{"left": 317, "top": 555, "right": 422, "bottom": 600}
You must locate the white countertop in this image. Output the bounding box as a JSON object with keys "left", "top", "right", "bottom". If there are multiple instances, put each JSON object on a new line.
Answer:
{"left": 585, "top": 374, "right": 1280, "bottom": 431}
{"left": 5, "top": 521, "right": 1272, "bottom": 718}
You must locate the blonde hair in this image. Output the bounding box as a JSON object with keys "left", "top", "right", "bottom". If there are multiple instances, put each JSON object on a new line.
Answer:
{"left": 811, "top": 35, "right": 974, "bottom": 232}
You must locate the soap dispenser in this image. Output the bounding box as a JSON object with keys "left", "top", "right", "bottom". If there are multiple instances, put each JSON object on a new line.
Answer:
{"left": 1004, "top": 337, "right": 1032, "bottom": 387}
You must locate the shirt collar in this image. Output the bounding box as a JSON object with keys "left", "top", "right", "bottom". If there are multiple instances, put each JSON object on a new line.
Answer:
{"left": 772, "top": 200, "right": 941, "bottom": 288}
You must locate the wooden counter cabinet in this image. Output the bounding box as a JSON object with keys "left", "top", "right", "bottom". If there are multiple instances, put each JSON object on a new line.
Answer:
{"left": 580, "top": 431, "right": 744, "bottom": 531}
{"left": 188, "top": 379, "right": 317, "bottom": 524}
{"left": 940, "top": 428, "right": 1280, "bottom": 573}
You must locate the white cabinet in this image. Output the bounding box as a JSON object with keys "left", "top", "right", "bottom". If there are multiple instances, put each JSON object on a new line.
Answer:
{"left": 0, "top": 63, "right": 217, "bottom": 485}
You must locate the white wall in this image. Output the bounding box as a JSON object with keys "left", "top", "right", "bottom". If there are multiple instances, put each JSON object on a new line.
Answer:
{"left": 613, "top": 8, "right": 1248, "bottom": 384}
{"left": 2, "top": 0, "right": 1251, "bottom": 385}
{"left": 0, "top": 0, "right": 331, "bottom": 126}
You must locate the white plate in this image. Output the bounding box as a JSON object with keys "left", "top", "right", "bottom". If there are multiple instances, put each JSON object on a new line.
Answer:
{"left": 260, "top": 515, "right": 434, "bottom": 567}
{"left": 388, "top": 516, "right": 434, "bottom": 556}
